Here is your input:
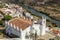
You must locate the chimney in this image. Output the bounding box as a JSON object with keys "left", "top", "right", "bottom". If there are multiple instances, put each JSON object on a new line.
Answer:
{"left": 17, "top": 26, "right": 19, "bottom": 31}
{"left": 14, "top": 25, "right": 16, "bottom": 29}
{"left": 10, "top": 23, "right": 12, "bottom": 27}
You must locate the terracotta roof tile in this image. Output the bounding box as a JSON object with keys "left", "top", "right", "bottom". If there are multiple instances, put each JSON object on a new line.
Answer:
{"left": 9, "top": 18, "right": 32, "bottom": 30}
{"left": 52, "top": 29, "right": 59, "bottom": 34}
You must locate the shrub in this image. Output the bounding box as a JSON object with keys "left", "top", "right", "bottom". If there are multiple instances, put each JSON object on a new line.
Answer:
{"left": 0, "top": 4, "right": 3, "bottom": 8}
{"left": 0, "top": 20, "right": 3, "bottom": 25}
{"left": 4, "top": 15, "right": 12, "bottom": 21}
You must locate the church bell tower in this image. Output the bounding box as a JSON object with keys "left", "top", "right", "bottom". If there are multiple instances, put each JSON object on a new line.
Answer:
{"left": 40, "top": 16, "right": 46, "bottom": 36}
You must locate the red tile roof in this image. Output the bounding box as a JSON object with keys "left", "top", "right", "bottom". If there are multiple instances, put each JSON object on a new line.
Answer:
{"left": 52, "top": 29, "right": 59, "bottom": 34}
{"left": 9, "top": 18, "right": 32, "bottom": 30}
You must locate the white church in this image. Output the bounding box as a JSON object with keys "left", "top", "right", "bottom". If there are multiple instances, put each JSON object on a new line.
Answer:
{"left": 5, "top": 7, "right": 46, "bottom": 40}
{"left": 5, "top": 16, "right": 46, "bottom": 40}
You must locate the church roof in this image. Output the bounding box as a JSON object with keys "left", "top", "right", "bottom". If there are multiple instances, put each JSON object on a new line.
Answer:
{"left": 9, "top": 18, "right": 32, "bottom": 30}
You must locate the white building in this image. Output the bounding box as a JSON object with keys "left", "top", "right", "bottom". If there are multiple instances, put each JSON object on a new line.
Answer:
{"left": 5, "top": 16, "right": 46, "bottom": 40}
{"left": 0, "top": 5, "right": 24, "bottom": 18}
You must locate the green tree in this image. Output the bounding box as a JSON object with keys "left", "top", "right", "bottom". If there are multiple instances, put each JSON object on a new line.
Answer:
{"left": 0, "top": 3, "right": 3, "bottom": 8}
{"left": 4, "top": 15, "right": 12, "bottom": 21}
{"left": 0, "top": 20, "right": 3, "bottom": 25}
